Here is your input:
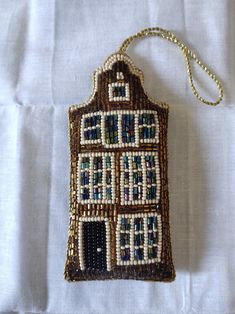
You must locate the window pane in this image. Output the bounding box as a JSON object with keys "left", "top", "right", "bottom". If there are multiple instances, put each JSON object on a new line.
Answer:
{"left": 145, "top": 155, "right": 155, "bottom": 167}
{"left": 84, "top": 115, "right": 101, "bottom": 128}
{"left": 139, "top": 113, "right": 156, "bottom": 140}
{"left": 123, "top": 155, "right": 129, "bottom": 169}
{"left": 83, "top": 115, "right": 101, "bottom": 142}
{"left": 81, "top": 187, "right": 89, "bottom": 200}
{"left": 133, "top": 185, "right": 142, "bottom": 200}
{"left": 124, "top": 187, "right": 129, "bottom": 201}
{"left": 106, "top": 187, "right": 112, "bottom": 200}
{"left": 93, "top": 156, "right": 103, "bottom": 200}
{"left": 81, "top": 170, "right": 89, "bottom": 185}
{"left": 105, "top": 156, "right": 111, "bottom": 168}
{"left": 93, "top": 187, "right": 102, "bottom": 200}
{"left": 106, "top": 171, "right": 112, "bottom": 185}
{"left": 93, "top": 172, "right": 102, "bottom": 185}
{"left": 84, "top": 128, "right": 101, "bottom": 141}
{"left": 132, "top": 155, "right": 143, "bottom": 200}
{"left": 145, "top": 155, "right": 157, "bottom": 200}
{"left": 134, "top": 217, "right": 144, "bottom": 261}
{"left": 113, "top": 86, "right": 126, "bottom": 97}
{"left": 120, "top": 217, "right": 131, "bottom": 262}
{"left": 93, "top": 156, "right": 103, "bottom": 170}
{"left": 105, "top": 115, "right": 118, "bottom": 144}
{"left": 117, "top": 213, "right": 161, "bottom": 266}
{"left": 146, "top": 170, "right": 156, "bottom": 184}
{"left": 139, "top": 113, "right": 155, "bottom": 125}
{"left": 148, "top": 216, "right": 158, "bottom": 259}
{"left": 122, "top": 114, "right": 135, "bottom": 143}
{"left": 132, "top": 155, "right": 142, "bottom": 169}
{"left": 140, "top": 126, "right": 156, "bottom": 140}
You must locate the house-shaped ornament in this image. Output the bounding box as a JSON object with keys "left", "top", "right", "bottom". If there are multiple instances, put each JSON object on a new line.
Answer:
{"left": 64, "top": 53, "right": 175, "bottom": 281}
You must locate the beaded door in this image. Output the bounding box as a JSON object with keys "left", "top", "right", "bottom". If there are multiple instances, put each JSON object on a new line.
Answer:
{"left": 64, "top": 52, "right": 175, "bottom": 281}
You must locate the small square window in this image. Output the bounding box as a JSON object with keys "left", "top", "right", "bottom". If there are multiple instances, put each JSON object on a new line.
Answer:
{"left": 108, "top": 82, "right": 130, "bottom": 102}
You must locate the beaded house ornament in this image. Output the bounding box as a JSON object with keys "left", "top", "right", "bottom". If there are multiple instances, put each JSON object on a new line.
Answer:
{"left": 64, "top": 27, "right": 223, "bottom": 281}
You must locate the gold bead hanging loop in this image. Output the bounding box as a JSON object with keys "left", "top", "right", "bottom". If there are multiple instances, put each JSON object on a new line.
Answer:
{"left": 118, "top": 27, "right": 223, "bottom": 106}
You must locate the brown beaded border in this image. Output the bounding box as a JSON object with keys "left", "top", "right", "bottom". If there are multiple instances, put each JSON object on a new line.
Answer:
{"left": 64, "top": 53, "right": 175, "bottom": 282}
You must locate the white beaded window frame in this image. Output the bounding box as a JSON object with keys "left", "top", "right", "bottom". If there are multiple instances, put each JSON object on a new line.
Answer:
{"left": 139, "top": 112, "right": 159, "bottom": 144}
{"left": 108, "top": 82, "right": 130, "bottom": 102}
{"left": 120, "top": 151, "right": 160, "bottom": 206}
{"left": 80, "top": 113, "right": 102, "bottom": 145}
{"left": 80, "top": 110, "right": 159, "bottom": 148}
{"left": 78, "top": 216, "right": 111, "bottom": 271}
{"left": 116, "top": 212, "right": 162, "bottom": 266}
{"left": 77, "top": 152, "right": 115, "bottom": 204}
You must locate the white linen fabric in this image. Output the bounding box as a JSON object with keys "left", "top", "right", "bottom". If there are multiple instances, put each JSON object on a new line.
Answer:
{"left": 0, "top": 0, "right": 234, "bottom": 313}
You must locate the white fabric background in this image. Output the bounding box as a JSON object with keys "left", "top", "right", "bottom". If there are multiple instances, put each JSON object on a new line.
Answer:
{"left": 0, "top": 0, "right": 234, "bottom": 313}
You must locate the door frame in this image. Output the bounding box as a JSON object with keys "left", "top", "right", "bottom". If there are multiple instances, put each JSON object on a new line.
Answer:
{"left": 78, "top": 216, "right": 111, "bottom": 271}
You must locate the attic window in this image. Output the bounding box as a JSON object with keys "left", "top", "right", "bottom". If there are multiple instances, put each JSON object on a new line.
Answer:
{"left": 112, "top": 85, "right": 126, "bottom": 97}
{"left": 108, "top": 72, "right": 130, "bottom": 102}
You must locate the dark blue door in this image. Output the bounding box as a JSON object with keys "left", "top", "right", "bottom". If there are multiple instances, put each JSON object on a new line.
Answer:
{"left": 83, "top": 221, "right": 107, "bottom": 271}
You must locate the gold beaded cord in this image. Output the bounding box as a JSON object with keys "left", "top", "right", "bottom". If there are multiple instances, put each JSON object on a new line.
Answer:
{"left": 119, "top": 27, "right": 223, "bottom": 107}
{"left": 64, "top": 27, "right": 223, "bottom": 282}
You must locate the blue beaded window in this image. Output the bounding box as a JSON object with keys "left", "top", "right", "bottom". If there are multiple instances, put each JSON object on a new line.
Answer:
{"left": 105, "top": 156, "right": 113, "bottom": 200}
{"left": 81, "top": 111, "right": 158, "bottom": 147}
{"left": 80, "top": 157, "right": 90, "bottom": 200}
{"left": 117, "top": 213, "right": 161, "bottom": 266}
{"left": 105, "top": 114, "right": 118, "bottom": 144}
{"left": 120, "top": 152, "right": 159, "bottom": 205}
{"left": 122, "top": 114, "right": 135, "bottom": 143}
{"left": 93, "top": 156, "right": 103, "bottom": 200}
{"left": 139, "top": 113, "right": 156, "bottom": 142}
{"left": 145, "top": 155, "right": 157, "bottom": 200}
{"left": 78, "top": 153, "right": 115, "bottom": 204}
{"left": 108, "top": 81, "right": 130, "bottom": 102}
{"left": 82, "top": 115, "right": 101, "bottom": 143}
{"left": 147, "top": 216, "right": 158, "bottom": 259}
{"left": 113, "top": 86, "right": 126, "bottom": 98}
{"left": 133, "top": 217, "right": 144, "bottom": 261}
{"left": 132, "top": 155, "right": 143, "bottom": 201}
{"left": 119, "top": 217, "right": 131, "bottom": 262}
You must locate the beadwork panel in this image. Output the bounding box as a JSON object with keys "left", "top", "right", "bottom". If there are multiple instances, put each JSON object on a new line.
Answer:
{"left": 65, "top": 53, "right": 175, "bottom": 281}
{"left": 1, "top": 0, "right": 234, "bottom": 312}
